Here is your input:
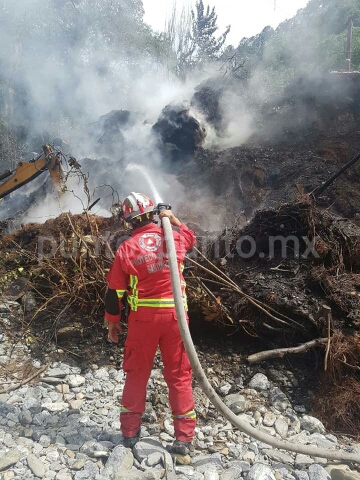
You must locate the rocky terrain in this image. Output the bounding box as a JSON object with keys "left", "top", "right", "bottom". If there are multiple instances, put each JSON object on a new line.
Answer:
{"left": 1, "top": 299, "right": 360, "bottom": 480}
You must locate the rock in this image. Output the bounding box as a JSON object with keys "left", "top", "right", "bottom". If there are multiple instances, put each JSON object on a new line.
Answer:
{"left": 71, "top": 459, "right": 86, "bottom": 471}
{"left": 263, "top": 449, "right": 294, "bottom": 465}
{"left": 224, "top": 394, "right": 248, "bottom": 414}
{"left": 0, "top": 402, "right": 16, "bottom": 416}
{"left": 294, "top": 471, "right": 310, "bottom": 480}
{"left": 163, "top": 418, "right": 175, "bottom": 437}
{"left": 307, "top": 434, "right": 337, "bottom": 450}
{"left": 248, "top": 373, "right": 271, "bottom": 391}
{"left": 220, "top": 466, "right": 243, "bottom": 479}
{"left": 254, "top": 411, "right": 262, "bottom": 423}
{"left": 229, "top": 461, "right": 251, "bottom": 472}
{"left": 171, "top": 454, "right": 191, "bottom": 465}
{"left": 65, "top": 433, "right": 88, "bottom": 446}
{"left": 295, "top": 454, "right": 314, "bottom": 470}
{"left": 0, "top": 448, "right": 20, "bottom": 471}
{"left": 243, "top": 451, "right": 256, "bottom": 463}
{"left": 27, "top": 453, "right": 47, "bottom": 477}
{"left": 19, "top": 410, "right": 33, "bottom": 426}
{"left": 274, "top": 417, "right": 289, "bottom": 437}
{"left": 288, "top": 431, "right": 310, "bottom": 445}
{"left": 263, "top": 412, "right": 277, "bottom": 427}
{"left": 219, "top": 383, "right": 232, "bottom": 395}
{"left": 46, "top": 364, "right": 74, "bottom": 378}
{"left": 269, "top": 387, "right": 291, "bottom": 412}
{"left": 80, "top": 440, "right": 109, "bottom": 457}
{"left": 39, "top": 434, "right": 51, "bottom": 448}
{"left": 69, "top": 400, "right": 84, "bottom": 410}
{"left": 328, "top": 469, "right": 360, "bottom": 480}
{"left": 175, "top": 465, "right": 196, "bottom": 476}
{"left": 3, "top": 471, "right": 15, "bottom": 480}
{"left": 195, "top": 464, "right": 219, "bottom": 478}
{"left": 67, "top": 375, "right": 86, "bottom": 388}
{"left": 300, "top": 416, "right": 326, "bottom": 435}
{"left": 308, "top": 464, "right": 331, "bottom": 480}
{"left": 133, "top": 438, "right": 173, "bottom": 471}
{"left": 41, "top": 402, "right": 68, "bottom": 412}
{"left": 145, "top": 452, "right": 162, "bottom": 467}
{"left": 247, "top": 463, "right": 276, "bottom": 480}
{"left": 56, "top": 384, "right": 70, "bottom": 394}
{"left": 192, "top": 453, "right": 223, "bottom": 471}
{"left": 101, "top": 444, "right": 134, "bottom": 479}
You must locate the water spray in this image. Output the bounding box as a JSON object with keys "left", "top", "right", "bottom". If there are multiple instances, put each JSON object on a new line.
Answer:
{"left": 158, "top": 201, "right": 360, "bottom": 464}
{"left": 125, "top": 164, "right": 163, "bottom": 204}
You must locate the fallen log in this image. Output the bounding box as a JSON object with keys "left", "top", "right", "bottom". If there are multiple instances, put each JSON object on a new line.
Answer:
{"left": 247, "top": 338, "right": 327, "bottom": 364}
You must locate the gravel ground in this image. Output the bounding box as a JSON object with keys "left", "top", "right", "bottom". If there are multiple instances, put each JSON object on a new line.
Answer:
{"left": 0, "top": 299, "right": 360, "bottom": 480}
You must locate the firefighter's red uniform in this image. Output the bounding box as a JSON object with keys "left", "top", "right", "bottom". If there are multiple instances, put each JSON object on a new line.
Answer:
{"left": 106, "top": 221, "right": 196, "bottom": 442}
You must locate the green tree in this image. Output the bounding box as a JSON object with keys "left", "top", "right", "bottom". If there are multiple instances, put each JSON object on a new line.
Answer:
{"left": 165, "top": 0, "right": 231, "bottom": 79}
{"left": 231, "top": 0, "right": 360, "bottom": 89}
{"left": 191, "top": 0, "right": 230, "bottom": 64}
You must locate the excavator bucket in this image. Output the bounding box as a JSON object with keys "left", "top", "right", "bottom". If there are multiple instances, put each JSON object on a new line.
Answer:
{"left": 0, "top": 145, "right": 64, "bottom": 200}
{"left": 43, "top": 145, "right": 63, "bottom": 187}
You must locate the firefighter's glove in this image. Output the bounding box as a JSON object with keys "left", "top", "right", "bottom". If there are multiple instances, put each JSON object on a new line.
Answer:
{"left": 107, "top": 321, "right": 123, "bottom": 343}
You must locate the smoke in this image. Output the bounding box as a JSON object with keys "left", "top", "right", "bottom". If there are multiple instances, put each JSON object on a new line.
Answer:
{"left": 0, "top": 0, "right": 212, "bottom": 226}
{"left": 1, "top": 0, "right": 359, "bottom": 232}
{"left": 202, "top": 89, "right": 255, "bottom": 149}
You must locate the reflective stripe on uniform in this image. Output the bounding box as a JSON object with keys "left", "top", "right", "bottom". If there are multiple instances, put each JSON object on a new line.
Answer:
{"left": 128, "top": 275, "right": 139, "bottom": 312}
{"left": 172, "top": 409, "right": 196, "bottom": 419}
{"left": 136, "top": 298, "right": 188, "bottom": 310}
{"left": 116, "top": 289, "right": 126, "bottom": 298}
{"left": 137, "top": 298, "right": 175, "bottom": 307}
{"left": 126, "top": 274, "right": 188, "bottom": 311}
{"left": 120, "top": 405, "right": 133, "bottom": 413}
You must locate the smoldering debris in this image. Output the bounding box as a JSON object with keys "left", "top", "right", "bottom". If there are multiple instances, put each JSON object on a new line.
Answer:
{"left": 191, "top": 84, "right": 223, "bottom": 132}
{"left": 1, "top": 201, "right": 359, "bottom": 339}
{"left": 152, "top": 103, "right": 206, "bottom": 161}
{"left": 0, "top": 199, "right": 359, "bottom": 434}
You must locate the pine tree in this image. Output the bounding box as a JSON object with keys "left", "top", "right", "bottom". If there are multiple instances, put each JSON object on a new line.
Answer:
{"left": 191, "top": 0, "right": 230, "bottom": 63}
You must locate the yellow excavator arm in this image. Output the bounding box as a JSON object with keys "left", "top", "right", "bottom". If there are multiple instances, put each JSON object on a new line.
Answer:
{"left": 0, "top": 145, "right": 63, "bottom": 200}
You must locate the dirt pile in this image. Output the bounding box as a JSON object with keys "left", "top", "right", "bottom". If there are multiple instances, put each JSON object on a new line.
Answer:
{"left": 187, "top": 200, "right": 360, "bottom": 333}
{"left": 0, "top": 213, "right": 128, "bottom": 344}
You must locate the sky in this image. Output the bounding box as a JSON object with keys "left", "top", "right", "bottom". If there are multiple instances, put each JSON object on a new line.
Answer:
{"left": 142, "top": 0, "right": 310, "bottom": 46}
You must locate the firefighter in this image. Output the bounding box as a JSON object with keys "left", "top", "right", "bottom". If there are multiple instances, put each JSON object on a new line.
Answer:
{"left": 104, "top": 192, "right": 196, "bottom": 455}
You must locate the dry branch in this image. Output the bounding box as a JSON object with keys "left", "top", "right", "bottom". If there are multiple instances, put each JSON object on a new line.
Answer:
{"left": 0, "top": 365, "right": 49, "bottom": 394}
{"left": 247, "top": 338, "right": 328, "bottom": 364}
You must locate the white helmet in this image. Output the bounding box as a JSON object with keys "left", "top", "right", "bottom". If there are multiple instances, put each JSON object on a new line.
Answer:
{"left": 122, "top": 192, "right": 155, "bottom": 222}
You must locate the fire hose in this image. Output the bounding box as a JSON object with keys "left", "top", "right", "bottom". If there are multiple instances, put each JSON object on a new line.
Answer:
{"left": 160, "top": 213, "right": 360, "bottom": 464}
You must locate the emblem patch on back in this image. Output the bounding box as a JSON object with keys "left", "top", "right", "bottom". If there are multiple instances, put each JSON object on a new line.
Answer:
{"left": 139, "top": 233, "right": 162, "bottom": 252}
